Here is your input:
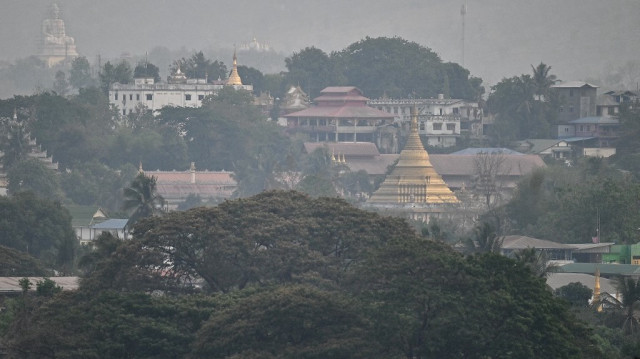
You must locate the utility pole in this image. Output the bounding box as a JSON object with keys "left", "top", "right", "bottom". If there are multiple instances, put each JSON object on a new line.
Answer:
{"left": 460, "top": 1, "right": 467, "bottom": 67}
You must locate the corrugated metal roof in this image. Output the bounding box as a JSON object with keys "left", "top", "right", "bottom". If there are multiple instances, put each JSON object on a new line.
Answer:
{"left": 569, "top": 117, "right": 619, "bottom": 124}
{"left": 303, "top": 142, "right": 380, "bottom": 157}
{"left": 552, "top": 81, "right": 599, "bottom": 88}
{"left": 285, "top": 105, "right": 394, "bottom": 119}
{"left": 92, "top": 219, "right": 128, "bottom": 230}
{"left": 558, "top": 263, "right": 640, "bottom": 276}
{"left": 502, "top": 235, "right": 573, "bottom": 250}
{"left": 547, "top": 272, "right": 616, "bottom": 294}
{"left": 450, "top": 148, "right": 523, "bottom": 155}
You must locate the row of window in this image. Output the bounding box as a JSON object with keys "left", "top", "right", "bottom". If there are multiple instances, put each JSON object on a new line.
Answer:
{"left": 185, "top": 94, "right": 205, "bottom": 101}
{"left": 431, "top": 123, "right": 456, "bottom": 131}
{"left": 115, "top": 93, "right": 153, "bottom": 101}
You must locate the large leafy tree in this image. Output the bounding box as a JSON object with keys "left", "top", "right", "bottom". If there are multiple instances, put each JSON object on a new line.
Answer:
{"left": 0, "top": 192, "right": 75, "bottom": 268}
{"left": 172, "top": 51, "right": 227, "bottom": 81}
{"left": 486, "top": 63, "right": 559, "bottom": 143}
{"left": 99, "top": 60, "right": 132, "bottom": 93}
{"left": 68, "top": 56, "right": 95, "bottom": 89}
{"left": 192, "top": 285, "right": 378, "bottom": 358}
{"left": 6, "top": 158, "right": 62, "bottom": 200}
{"left": 334, "top": 37, "right": 443, "bottom": 99}
{"left": 133, "top": 61, "right": 161, "bottom": 83}
{"left": 285, "top": 46, "right": 336, "bottom": 99}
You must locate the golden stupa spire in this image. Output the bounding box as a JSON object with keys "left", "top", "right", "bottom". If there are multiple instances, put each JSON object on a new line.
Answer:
{"left": 368, "top": 106, "right": 458, "bottom": 204}
{"left": 594, "top": 267, "right": 602, "bottom": 312}
{"left": 226, "top": 48, "right": 243, "bottom": 86}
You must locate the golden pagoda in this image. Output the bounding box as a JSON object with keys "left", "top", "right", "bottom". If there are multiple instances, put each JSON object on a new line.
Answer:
{"left": 368, "top": 106, "right": 458, "bottom": 204}
{"left": 226, "top": 50, "right": 243, "bottom": 86}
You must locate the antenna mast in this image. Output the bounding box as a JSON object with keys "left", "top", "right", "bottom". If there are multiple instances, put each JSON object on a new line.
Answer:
{"left": 460, "top": 1, "right": 467, "bottom": 67}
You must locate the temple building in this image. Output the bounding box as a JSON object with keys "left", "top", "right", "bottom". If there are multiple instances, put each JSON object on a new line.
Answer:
{"left": 38, "top": 3, "right": 78, "bottom": 67}
{"left": 365, "top": 107, "right": 459, "bottom": 221}
{"left": 140, "top": 162, "right": 236, "bottom": 210}
{"left": 109, "top": 52, "right": 252, "bottom": 116}
{"left": 284, "top": 87, "right": 397, "bottom": 152}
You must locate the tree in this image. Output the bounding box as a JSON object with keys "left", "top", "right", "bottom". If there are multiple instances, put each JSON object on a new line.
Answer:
{"left": 334, "top": 37, "right": 445, "bottom": 99}
{"left": 0, "top": 111, "right": 31, "bottom": 170}
{"left": 68, "top": 56, "right": 95, "bottom": 89}
{"left": 99, "top": 60, "right": 132, "bottom": 93}
{"left": 0, "top": 245, "right": 49, "bottom": 276}
{"left": 52, "top": 70, "right": 69, "bottom": 96}
{"left": 285, "top": 47, "right": 336, "bottom": 99}
{"left": 472, "top": 152, "right": 509, "bottom": 208}
{"left": 531, "top": 62, "right": 558, "bottom": 100}
{"left": 122, "top": 172, "right": 165, "bottom": 227}
{"left": 0, "top": 192, "right": 75, "bottom": 267}
{"left": 172, "top": 51, "right": 227, "bottom": 81}
{"left": 614, "top": 276, "right": 640, "bottom": 335}
{"left": 6, "top": 158, "right": 62, "bottom": 200}
{"left": 556, "top": 282, "right": 593, "bottom": 307}
{"left": 89, "top": 191, "right": 415, "bottom": 294}
{"left": 133, "top": 61, "right": 161, "bottom": 83}
{"left": 463, "top": 222, "right": 503, "bottom": 254}
{"left": 192, "top": 285, "right": 378, "bottom": 358}
{"left": 237, "top": 65, "right": 264, "bottom": 93}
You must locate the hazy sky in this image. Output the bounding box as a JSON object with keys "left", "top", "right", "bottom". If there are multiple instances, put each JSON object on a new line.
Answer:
{"left": 2, "top": 0, "right": 639, "bottom": 87}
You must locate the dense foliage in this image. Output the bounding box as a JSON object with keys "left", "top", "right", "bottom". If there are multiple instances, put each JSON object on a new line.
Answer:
{"left": 1, "top": 191, "right": 602, "bottom": 358}
{"left": 284, "top": 37, "right": 484, "bottom": 100}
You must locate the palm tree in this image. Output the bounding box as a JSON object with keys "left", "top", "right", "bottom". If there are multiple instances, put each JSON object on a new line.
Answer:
{"left": 463, "top": 222, "right": 503, "bottom": 254}
{"left": 615, "top": 276, "right": 640, "bottom": 335}
{"left": 531, "top": 62, "right": 558, "bottom": 101}
{"left": 123, "top": 173, "right": 165, "bottom": 227}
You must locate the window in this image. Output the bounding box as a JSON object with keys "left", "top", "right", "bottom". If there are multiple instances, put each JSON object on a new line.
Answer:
{"left": 433, "top": 123, "right": 442, "bottom": 130}
{"left": 122, "top": 109, "right": 126, "bottom": 116}
{"left": 136, "top": 94, "right": 140, "bottom": 101}
{"left": 569, "top": 106, "right": 574, "bottom": 112}
{"left": 146, "top": 94, "right": 153, "bottom": 101}
{"left": 198, "top": 95, "right": 204, "bottom": 101}
{"left": 559, "top": 106, "right": 564, "bottom": 112}
{"left": 129, "top": 94, "right": 133, "bottom": 100}
{"left": 446, "top": 123, "right": 455, "bottom": 131}
{"left": 185, "top": 94, "right": 192, "bottom": 101}
{"left": 420, "top": 122, "right": 425, "bottom": 131}
{"left": 114, "top": 93, "right": 118, "bottom": 100}
{"left": 569, "top": 89, "right": 574, "bottom": 97}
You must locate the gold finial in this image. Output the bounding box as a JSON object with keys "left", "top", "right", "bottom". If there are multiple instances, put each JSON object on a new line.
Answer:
{"left": 226, "top": 49, "right": 243, "bottom": 86}
{"left": 138, "top": 161, "right": 144, "bottom": 174}
{"left": 341, "top": 153, "right": 346, "bottom": 163}
{"left": 331, "top": 149, "right": 336, "bottom": 163}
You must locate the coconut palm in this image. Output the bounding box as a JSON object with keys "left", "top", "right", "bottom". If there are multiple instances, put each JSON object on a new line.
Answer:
{"left": 123, "top": 173, "right": 165, "bottom": 227}
{"left": 615, "top": 276, "right": 640, "bottom": 334}
{"left": 531, "top": 62, "right": 558, "bottom": 100}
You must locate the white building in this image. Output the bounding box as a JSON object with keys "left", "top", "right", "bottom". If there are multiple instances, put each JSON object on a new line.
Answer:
{"left": 368, "top": 95, "right": 482, "bottom": 148}
{"left": 109, "top": 52, "right": 253, "bottom": 116}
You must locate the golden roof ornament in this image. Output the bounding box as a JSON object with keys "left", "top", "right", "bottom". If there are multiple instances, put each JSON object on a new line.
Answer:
{"left": 226, "top": 49, "right": 243, "bottom": 86}
{"left": 368, "top": 106, "right": 458, "bottom": 204}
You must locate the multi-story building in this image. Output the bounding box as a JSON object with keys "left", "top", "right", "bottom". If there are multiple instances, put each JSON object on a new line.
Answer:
{"left": 367, "top": 95, "right": 482, "bottom": 148}
{"left": 552, "top": 81, "right": 598, "bottom": 123}
{"left": 109, "top": 52, "right": 253, "bottom": 116}
{"left": 284, "top": 87, "right": 397, "bottom": 152}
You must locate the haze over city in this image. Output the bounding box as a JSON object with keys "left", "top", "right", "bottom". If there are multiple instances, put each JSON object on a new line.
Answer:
{"left": 2, "top": 0, "right": 639, "bottom": 87}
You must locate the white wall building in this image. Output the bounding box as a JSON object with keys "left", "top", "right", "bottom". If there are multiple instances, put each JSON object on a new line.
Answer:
{"left": 109, "top": 78, "right": 253, "bottom": 116}
{"left": 368, "top": 96, "right": 482, "bottom": 148}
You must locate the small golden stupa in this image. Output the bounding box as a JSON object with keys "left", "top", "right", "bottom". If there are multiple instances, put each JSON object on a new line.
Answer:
{"left": 226, "top": 50, "right": 243, "bottom": 86}
{"left": 368, "top": 106, "right": 458, "bottom": 204}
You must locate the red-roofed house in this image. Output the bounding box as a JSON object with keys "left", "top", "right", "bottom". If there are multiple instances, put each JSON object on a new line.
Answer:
{"left": 284, "top": 87, "right": 396, "bottom": 151}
